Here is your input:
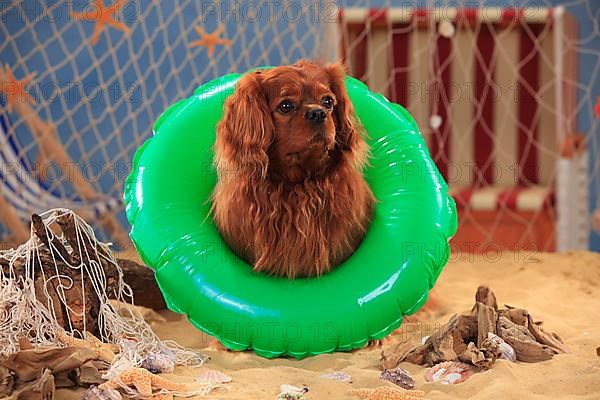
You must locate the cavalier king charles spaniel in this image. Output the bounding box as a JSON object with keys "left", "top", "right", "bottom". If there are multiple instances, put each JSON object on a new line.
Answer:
{"left": 211, "top": 60, "right": 375, "bottom": 278}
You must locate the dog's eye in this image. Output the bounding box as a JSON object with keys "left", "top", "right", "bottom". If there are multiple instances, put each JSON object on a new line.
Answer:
{"left": 278, "top": 100, "right": 295, "bottom": 114}
{"left": 322, "top": 96, "right": 334, "bottom": 110}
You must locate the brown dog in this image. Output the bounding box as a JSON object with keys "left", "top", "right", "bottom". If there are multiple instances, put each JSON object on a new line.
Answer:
{"left": 211, "top": 60, "right": 375, "bottom": 278}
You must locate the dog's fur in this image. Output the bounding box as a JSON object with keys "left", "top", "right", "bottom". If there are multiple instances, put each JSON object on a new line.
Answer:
{"left": 211, "top": 60, "right": 375, "bottom": 278}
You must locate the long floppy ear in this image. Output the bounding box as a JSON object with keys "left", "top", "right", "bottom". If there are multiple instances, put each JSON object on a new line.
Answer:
{"left": 325, "top": 63, "right": 367, "bottom": 165}
{"left": 215, "top": 71, "right": 274, "bottom": 178}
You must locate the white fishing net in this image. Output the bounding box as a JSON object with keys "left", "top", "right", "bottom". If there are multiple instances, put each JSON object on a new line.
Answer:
{"left": 0, "top": 208, "right": 208, "bottom": 396}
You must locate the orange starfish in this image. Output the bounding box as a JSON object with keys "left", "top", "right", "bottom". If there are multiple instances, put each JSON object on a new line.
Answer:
{"left": 350, "top": 386, "right": 425, "bottom": 400}
{"left": 72, "top": 0, "right": 131, "bottom": 45}
{"left": 99, "top": 367, "right": 185, "bottom": 397}
{"left": 594, "top": 96, "right": 600, "bottom": 119}
{"left": 189, "top": 25, "right": 232, "bottom": 58}
{"left": 0, "top": 65, "right": 36, "bottom": 112}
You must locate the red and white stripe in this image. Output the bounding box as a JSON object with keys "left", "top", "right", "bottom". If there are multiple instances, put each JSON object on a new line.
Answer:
{"left": 338, "top": 7, "right": 559, "bottom": 212}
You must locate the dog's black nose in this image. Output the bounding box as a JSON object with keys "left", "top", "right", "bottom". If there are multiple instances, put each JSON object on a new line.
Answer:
{"left": 305, "top": 107, "right": 327, "bottom": 123}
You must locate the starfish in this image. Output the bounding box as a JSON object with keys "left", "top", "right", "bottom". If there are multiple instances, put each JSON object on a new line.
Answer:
{"left": 99, "top": 367, "right": 186, "bottom": 397}
{"left": 350, "top": 386, "right": 425, "bottom": 400}
{"left": 0, "top": 64, "right": 36, "bottom": 112}
{"left": 56, "top": 330, "right": 118, "bottom": 363}
{"left": 189, "top": 25, "right": 232, "bottom": 58}
{"left": 72, "top": 0, "right": 131, "bottom": 45}
{"left": 594, "top": 96, "right": 600, "bottom": 119}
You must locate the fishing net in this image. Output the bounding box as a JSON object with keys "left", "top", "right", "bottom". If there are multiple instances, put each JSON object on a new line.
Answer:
{"left": 0, "top": 208, "right": 209, "bottom": 397}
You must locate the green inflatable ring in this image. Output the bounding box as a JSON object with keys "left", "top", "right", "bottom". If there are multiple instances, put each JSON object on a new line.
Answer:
{"left": 124, "top": 71, "right": 457, "bottom": 359}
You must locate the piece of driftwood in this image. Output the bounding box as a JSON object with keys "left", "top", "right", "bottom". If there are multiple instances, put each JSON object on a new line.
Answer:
{"left": 55, "top": 213, "right": 165, "bottom": 309}
{"left": 1, "top": 347, "right": 110, "bottom": 397}
{"left": 474, "top": 286, "right": 497, "bottom": 310}
{"left": 114, "top": 258, "right": 166, "bottom": 310}
{"left": 526, "top": 314, "right": 569, "bottom": 354}
{"left": 1, "top": 214, "right": 166, "bottom": 335}
{"left": 380, "top": 341, "right": 419, "bottom": 370}
{"left": 458, "top": 339, "right": 501, "bottom": 369}
{"left": 71, "top": 360, "right": 110, "bottom": 386}
{"left": 2, "top": 347, "right": 96, "bottom": 382}
{"left": 390, "top": 314, "right": 477, "bottom": 367}
{"left": 1, "top": 346, "right": 108, "bottom": 398}
{"left": 496, "top": 317, "right": 555, "bottom": 362}
{"left": 500, "top": 308, "right": 529, "bottom": 327}
{"left": 381, "top": 286, "right": 567, "bottom": 369}
{"left": 476, "top": 302, "right": 497, "bottom": 348}
{"left": 5, "top": 368, "right": 55, "bottom": 400}
{"left": 0, "top": 366, "right": 14, "bottom": 398}
{"left": 18, "top": 338, "right": 33, "bottom": 351}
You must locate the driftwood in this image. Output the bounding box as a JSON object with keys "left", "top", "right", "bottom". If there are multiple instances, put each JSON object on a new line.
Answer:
{"left": 3, "top": 347, "right": 96, "bottom": 382}
{"left": 1, "top": 346, "right": 108, "bottom": 399}
{"left": 4, "top": 368, "right": 55, "bottom": 400}
{"left": 389, "top": 314, "right": 477, "bottom": 367}
{"left": 381, "top": 286, "right": 567, "bottom": 370}
{"left": 476, "top": 302, "right": 497, "bottom": 347}
{"left": 0, "top": 366, "right": 14, "bottom": 398}
{"left": 458, "top": 339, "right": 501, "bottom": 369}
{"left": 115, "top": 258, "right": 166, "bottom": 310}
{"left": 474, "top": 285, "right": 497, "bottom": 310}
{"left": 496, "top": 316, "right": 555, "bottom": 362}
{"left": 1, "top": 213, "right": 166, "bottom": 336}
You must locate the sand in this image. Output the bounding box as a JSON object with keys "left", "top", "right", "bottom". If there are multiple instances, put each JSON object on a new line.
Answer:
{"left": 59, "top": 251, "right": 600, "bottom": 399}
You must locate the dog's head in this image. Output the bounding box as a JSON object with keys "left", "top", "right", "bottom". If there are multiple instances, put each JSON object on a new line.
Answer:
{"left": 216, "top": 60, "right": 364, "bottom": 184}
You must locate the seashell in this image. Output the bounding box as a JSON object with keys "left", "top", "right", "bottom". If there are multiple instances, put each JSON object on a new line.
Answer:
{"left": 276, "top": 384, "right": 309, "bottom": 400}
{"left": 319, "top": 370, "right": 351, "bottom": 383}
{"left": 82, "top": 385, "right": 123, "bottom": 400}
{"left": 380, "top": 368, "right": 415, "bottom": 390}
{"left": 141, "top": 352, "right": 175, "bottom": 374}
{"left": 196, "top": 369, "right": 232, "bottom": 384}
{"left": 425, "top": 361, "right": 476, "bottom": 385}
{"left": 487, "top": 332, "right": 517, "bottom": 362}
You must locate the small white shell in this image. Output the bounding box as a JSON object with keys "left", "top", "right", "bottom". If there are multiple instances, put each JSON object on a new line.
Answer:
{"left": 196, "top": 369, "right": 232, "bottom": 384}
{"left": 319, "top": 371, "right": 351, "bottom": 382}
{"left": 487, "top": 332, "right": 517, "bottom": 362}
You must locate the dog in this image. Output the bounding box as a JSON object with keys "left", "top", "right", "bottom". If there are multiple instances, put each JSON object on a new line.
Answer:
{"left": 211, "top": 60, "right": 375, "bottom": 278}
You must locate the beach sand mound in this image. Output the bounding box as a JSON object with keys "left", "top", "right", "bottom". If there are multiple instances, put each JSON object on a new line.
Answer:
{"left": 58, "top": 251, "right": 600, "bottom": 399}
